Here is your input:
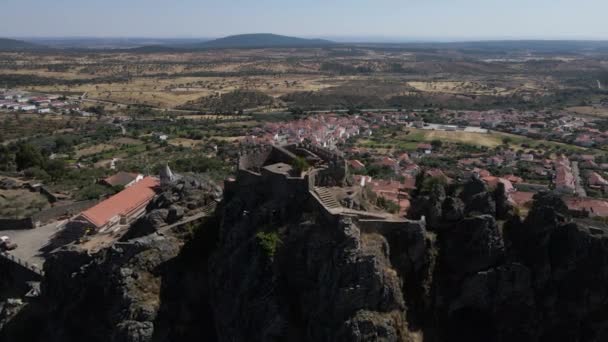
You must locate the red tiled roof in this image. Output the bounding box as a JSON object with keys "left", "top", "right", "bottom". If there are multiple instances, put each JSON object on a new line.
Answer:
{"left": 504, "top": 175, "right": 524, "bottom": 184}
{"left": 80, "top": 177, "right": 159, "bottom": 228}
{"left": 588, "top": 172, "right": 608, "bottom": 186}
{"left": 511, "top": 191, "right": 535, "bottom": 207}
{"left": 565, "top": 197, "right": 608, "bottom": 217}
{"left": 349, "top": 159, "right": 366, "bottom": 170}
{"left": 102, "top": 172, "right": 140, "bottom": 187}
{"left": 482, "top": 176, "right": 514, "bottom": 192}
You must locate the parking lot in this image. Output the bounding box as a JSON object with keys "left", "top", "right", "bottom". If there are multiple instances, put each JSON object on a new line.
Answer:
{"left": 1, "top": 220, "right": 67, "bottom": 268}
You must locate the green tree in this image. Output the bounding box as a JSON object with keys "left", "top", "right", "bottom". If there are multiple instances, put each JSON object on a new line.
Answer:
{"left": 45, "top": 159, "right": 67, "bottom": 181}
{"left": 431, "top": 139, "right": 443, "bottom": 149}
{"left": 15, "top": 143, "right": 45, "bottom": 171}
{"left": 377, "top": 196, "right": 400, "bottom": 214}
{"left": 0, "top": 146, "right": 15, "bottom": 171}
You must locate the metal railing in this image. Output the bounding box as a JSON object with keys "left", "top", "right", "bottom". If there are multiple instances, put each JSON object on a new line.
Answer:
{"left": 0, "top": 252, "right": 44, "bottom": 277}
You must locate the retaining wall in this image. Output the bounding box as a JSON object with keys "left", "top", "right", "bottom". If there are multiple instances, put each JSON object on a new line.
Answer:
{"left": 0, "top": 253, "right": 43, "bottom": 296}
{"left": 0, "top": 218, "right": 35, "bottom": 230}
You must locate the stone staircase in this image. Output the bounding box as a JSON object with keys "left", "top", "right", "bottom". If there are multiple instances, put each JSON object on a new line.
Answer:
{"left": 314, "top": 187, "right": 341, "bottom": 210}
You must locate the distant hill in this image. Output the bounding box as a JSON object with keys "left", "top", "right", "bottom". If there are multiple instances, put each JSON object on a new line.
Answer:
{"left": 0, "top": 38, "right": 40, "bottom": 51}
{"left": 26, "top": 37, "right": 209, "bottom": 50}
{"left": 193, "top": 33, "right": 335, "bottom": 49}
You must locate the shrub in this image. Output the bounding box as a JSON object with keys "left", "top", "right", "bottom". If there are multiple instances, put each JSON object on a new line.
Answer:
{"left": 377, "top": 196, "right": 400, "bottom": 214}
{"left": 256, "top": 231, "right": 281, "bottom": 259}
{"left": 23, "top": 167, "right": 50, "bottom": 181}
{"left": 291, "top": 157, "right": 310, "bottom": 174}
{"left": 77, "top": 184, "right": 110, "bottom": 200}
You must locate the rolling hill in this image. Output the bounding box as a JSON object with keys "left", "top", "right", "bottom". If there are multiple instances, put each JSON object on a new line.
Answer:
{"left": 0, "top": 38, "right": 41, "bottom": 51}
{"left": 193, "top": 33, "right": 335, "bottom": 49}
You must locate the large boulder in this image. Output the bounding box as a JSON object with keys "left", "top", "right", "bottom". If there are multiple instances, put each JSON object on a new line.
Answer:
{"left": 0, "top": 178, "right": 19, "bottom": 190}
{"left": 441, "top": 215, "right": 504, "bottom": 279}
{"left": 465, "top": 191, "right": 496, "bottom": 217}
{"left": 37, "top": 235, "right": 182, "bottom": 342}
{"left": 460, "top": 174, "right": 488, "bottom": 203}
{"left": 442, "top": 196, "right": 464, "bottom": 222}
{"left": 494, "top": 182, "right": 514, "bottom": 220}
{"left": 167, "top": 205, "right": 185, "bottom": 224}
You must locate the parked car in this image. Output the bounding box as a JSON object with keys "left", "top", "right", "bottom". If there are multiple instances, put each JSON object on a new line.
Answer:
{"left": 0, "top": 236, "right": 17, "bottom": 251}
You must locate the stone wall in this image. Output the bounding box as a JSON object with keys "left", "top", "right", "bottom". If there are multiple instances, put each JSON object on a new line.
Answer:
{"left": 0, "top": 218, "right": 34, "bottom": 230}
{"left": 32, "top": 200, "right": 98, "bottom": 225}
{"left": 0, "top": 200, "right": 98, "bottom": 231}
{"left": 0, "top": 253, "right": 43, "bottom": 296}
{"left": 237, "top": 145, "right": 272, "bottom": 171}
{"left": 357, "top": 218, "right": 425, "bottom": 235}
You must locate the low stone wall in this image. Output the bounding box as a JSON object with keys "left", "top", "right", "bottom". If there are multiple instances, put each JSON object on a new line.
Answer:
{"left": 357, "top": 218, "right": 425, "bottom": 235}
{"left": 39, "top": 186, "right": 58, "bottom": 203}
{"left": 32, "top": 200, "right": 98, "bottom": 225}
{"left": 238, "top": 146, "right": 272, "bottom": 171}
{"left": 295, "top": 143, "right": 343, "bottom": 162}
{"left": 0, "top": 200, "right": 97, "bottom": 230}
{"left": 0, "top": 253, "right": 43, "bottom": 296}
{"left": 0, "top": 218, "right": 35, "bottom": 230}
{"left": 267, "top": 145, "right": 298, "bottom": 165}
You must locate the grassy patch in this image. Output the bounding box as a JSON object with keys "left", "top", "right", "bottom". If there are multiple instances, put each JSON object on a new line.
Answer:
{"left": 256, "top": 231, "right": 282, "bottom": 259}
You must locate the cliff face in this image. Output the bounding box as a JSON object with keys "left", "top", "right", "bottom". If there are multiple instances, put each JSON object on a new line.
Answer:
{"left": 3, "top": 175, "right": 608, "bottom": 342}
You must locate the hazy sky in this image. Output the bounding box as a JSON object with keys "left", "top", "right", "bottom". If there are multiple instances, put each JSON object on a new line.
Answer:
{"left": 2, "top": 0, "right": 607, "bottom": 40}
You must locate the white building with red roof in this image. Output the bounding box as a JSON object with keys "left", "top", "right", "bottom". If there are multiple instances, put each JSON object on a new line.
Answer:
{"left": 70, "top": 177, "right": 159, "bottom": 232}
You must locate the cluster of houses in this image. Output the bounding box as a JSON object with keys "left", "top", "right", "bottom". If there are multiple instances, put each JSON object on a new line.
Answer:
{"left": 434, "top": 109, "right": 608, "bottom": 149}
{"left": 0, "top": 90, "right": 75, "bottom": 114}
{"left": 231, "top": 111, "right": 608, "bottom": 218}
{"left": 368, "top": 108, "right": 608, "bottom": 149}
{"left": 243, "top": 115, "right": 372, "bottom": 150}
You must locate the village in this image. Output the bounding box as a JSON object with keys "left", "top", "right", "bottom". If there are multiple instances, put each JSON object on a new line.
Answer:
{"left": 0, "top": 89, "right": 93, "bottom": 116}
{"left": 2, "top": 87, "right": 608, "bottom": 285}
{"left": 241, "top": 109, "right": 608, "bottom": 219}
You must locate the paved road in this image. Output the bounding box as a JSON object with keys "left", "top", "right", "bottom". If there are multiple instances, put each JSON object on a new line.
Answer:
{"left": 572, "top": 161, "right": 588, "bottom": 197}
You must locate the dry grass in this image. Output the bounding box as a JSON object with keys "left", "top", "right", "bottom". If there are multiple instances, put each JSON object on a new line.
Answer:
{"left": 27, "top": 75, "right": 335, "bottom": 108}
{"left": 75, "top": 143, "right": 115, "bottom": 157}
{"left": 168, "top": 138, "right": 203, "bottom": 148}
{"left": 422, "top": 129, "right": 504, "bottom": 147}
{"left": 112, "top": 137, "right": 144, "bottom": 145}
{"left": 407, "top": 81, "right": 510, "bottom": 96}
{"left": 567, "top": 106, "right": 608, "bottom": 117}
{"left": 0, "top": 189, "right": 50, "bottom": 218}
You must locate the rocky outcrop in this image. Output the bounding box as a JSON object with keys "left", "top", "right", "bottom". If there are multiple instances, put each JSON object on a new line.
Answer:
{"left": 494, "top": 182, "right": 514, "bottom": 220}
{"left": 441, "top": 196, "right": 464, "bottom": 222}
{"left": 4, "top": 174, "right": 608, "bottom": 342}
{"left": 42, "top": 235, "right": 182, "bottom": 342}
{"left": 126, "top": 174, "right": 221, "bottom": 238}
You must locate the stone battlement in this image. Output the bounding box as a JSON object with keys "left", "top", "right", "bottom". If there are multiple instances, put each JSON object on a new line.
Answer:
{"left": 230, "top": 143, "right": 405, "bottom": 228}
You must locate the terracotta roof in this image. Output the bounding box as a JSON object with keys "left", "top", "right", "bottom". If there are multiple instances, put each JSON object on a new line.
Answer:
{"left": 510, "top": 191, "right": 535, "bottom": 207}
{"left": 349, "top": 159, "right": 366, "bottom": 170}
{"left": 565, "top": 197, "right": 608, "bottom": 217}
{"left": 102, "top": 172, "right": 140, "bottom": 187}
{"left": 588, "top": 172, "right": 608, "bottom": 186}
{"left": 482, "top": 176, "right": 514, "bottom": 192}
{"left": 80, "top": 177, "right": 159, "bottom": 228}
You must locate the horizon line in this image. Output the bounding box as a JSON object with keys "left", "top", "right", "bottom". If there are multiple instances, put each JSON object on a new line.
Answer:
{"left": 8, "top": 33, "right": 608, "bottom": 44}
